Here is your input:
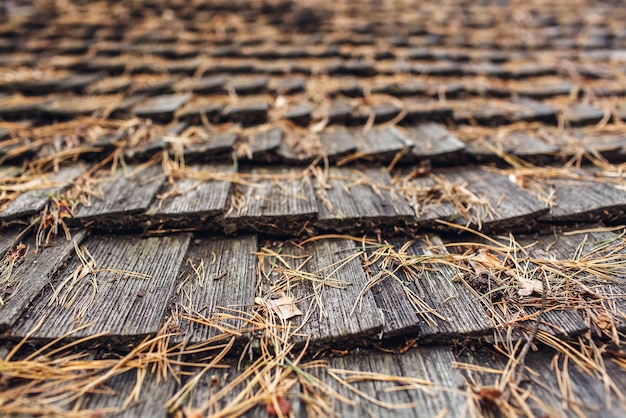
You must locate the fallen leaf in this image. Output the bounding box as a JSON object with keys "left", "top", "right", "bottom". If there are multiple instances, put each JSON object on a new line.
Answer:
{"left": 477, "top": 387, "right": 502, "bottom": 408}
{"left": 266, "top": 395, "right": 292, "bottom": 416}
{"left": 255, "top": 296, "right": 303, "bottom": 320}
{"left": 517, "top": 277, "right": 543, "bottom": 296}
{"left": 183, "top": 407, "right": 204, "bottom": 418}
{"left": 596, "top": 312, "right": 613, "bottom": 330}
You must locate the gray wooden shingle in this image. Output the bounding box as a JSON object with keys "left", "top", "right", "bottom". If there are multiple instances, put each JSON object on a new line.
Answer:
{"left": 133, "top": 93, "right": 191, "bottom": 122}
{"left": 528, "top": 351, "right": 626, "bottom": 417}
{"left": 10, "top": 233, "right": 190, "bottom": 341}
{"left": 315, "top": 166, "right": 415, "bottom": 233}
{"left": 276, "top": 126, "right": 320, "bottom": 164}
{"left": 541, "top": 177, "right": 626, "bottom": 223}
{"left": 174, "top": 235, "right": 257, "bottom": 343}
{"left": 144, "top": 164, "right": 233, "bottom": 232}
{"left": 402, "top": 166, "right": 549, "bottom": 231}
{"left": 459, "top": 347, "right": 626, "bottom": 417}
{"left": 511, "top": 97, "right": 558, "bottom": 123}
{"left": 72, "top": 164, "right": 164, "bottom": 229}
{"left": 523, "top": 230, "right": 626, "bottom": 334}
{"left": 241, "top": 127, "right": 282, "bottom": 161}
{"left": 0, "top": 228, "right": 22, "bottom": 257}
{"left": 0, "top": 165, "right": 85, "bottom": 221}
{"left": 183, "top": 132, "right": 238, "bottom": 162}
{"left": 515, "top": 80, "right": 576, "bottom": 99}
{"left": 0, "top": 230, "right": 88, "bottom": 332}
{"left": 175, "top": 75, "right": 228, "bottom": 94}
{"left": 83, "top": 369, "right": 177, "bottom": 418}
{"left": 465, "top": 132, "right": 559, "bottom": 164}
{"left": 318, "top": 127, "right": 358, "bottom": 162}
{"left": 126, "top": 121, "right": 188, "bottom": 162}
{"left": 404, "top": 123, "right": 465, "bottom": 161}
{"left": 282, "top": 104, "right": 312, "bottom": 127}
{"left": 176, "top": 98, "right": 224, "bottom": 124}
{"left": 319, "top": 347, "right": 465, "bottom": 417}
{"left": 223, "top": 102, "right": 269, "bottom": 126}
{"left": 565, "top": 103, "right": 606, "bottom": 126}
{"left": 224, "top": 167, "right": 317, "bottom": 235}
{"left": 266, "top": 238, "right": 383, "bottom": 346}
{"left": 351, "top": 126, "right": 413, "bottom": 162}
{"left": 230, "top": 75, "right": 268, "bottom": 95}
{"left": 185, "top": 358, "right": 304, "bottom": 417}
{"left": 366, "top": 236, "right": 492, "bottom": 340}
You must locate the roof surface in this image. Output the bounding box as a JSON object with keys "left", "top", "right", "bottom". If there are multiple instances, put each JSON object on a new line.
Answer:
{"left": 1, "top": 0, "right": 626, "bottom": 417}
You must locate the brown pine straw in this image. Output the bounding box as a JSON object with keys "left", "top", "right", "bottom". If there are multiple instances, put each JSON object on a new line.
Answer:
{"left": 3, "top": 219, "right": 626, "bottom": 416}
{"left": 393, "top": 170, "right": 498, "bottom": 229}
{"left": 438, "top": 221, "right": 626, "bottom": 415}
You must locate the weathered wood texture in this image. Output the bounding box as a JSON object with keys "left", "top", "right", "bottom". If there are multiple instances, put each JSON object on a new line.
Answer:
{"left": 402, "top": 166, "right": 549, "bottom": 231}
{"left": 174, "top": 235, "right": 257, "bottom": 343}
{"left": 265, "top": 239, "right": 383, "bottom": 346}
{"left": 315, "top": 166, "right": 415, "bottom": 233}
{"left": 319, "top": 127, "right": 358, "bottom": 162}
{"left": 183, "top": 133, "right": 238, "bottom": 162}
{"left": 144, "top": 164, "right": 233, "bottom": 231}
{"left": 466, "top": 132, "right": 559, "bottom": 164}
{"left": 0, "top": 230, "right": 87, "bottom": 332}
{"left": 0, "top": 228, "right": 23, "bottom": 257}
{"left": 276, "top": 126, "right": 320, "bottom": 164}
{"left": 241, "top": 127, "right": 281, "bottom": 161}
{"left": 10, "top": 233, "right": 190, "bottom": 341}
{"left": 125, "top": 121, "right": 188, "bottom": 161}
{"left": 185, "top": 359, "right": 304, "bottom": 417}
{"left": 405, "top": 123, "right": 466, "bottom": 161}
{"left": 0, "top": 165, "right": 86, "bottom": 221}
{"left": 458, "top": 347, "right": 626, "bottom": 417}
{"left": 133, "top": 93, "right": 191, "bottom": 122}
{"left": 72, "top": 164, "right": 164, "bottom": 229}
{"left": 523, "top": 230, "right": 626, "bottom": 333}
{"left": 565, "top": 103, "right": 606, "bottom": 126}
{"left": 365, "top": 236, "right": 492, "bottom": 340}
{"left": 540, "top": 177, "right": 626, "bottom": 223}
{"left": 319, "top": 347, "right": 466, "bottom": 417}
{"left": 224, "top": 167, "right": 317, "bottom": 235}
{"left": 83, "top": 369, "right": 177, "bottom": 418}
{"left": 351, "top": 126, "right": 413, "bottom": 162}
{"left": 528, "top": 351, "right": 626, "bottom": 417}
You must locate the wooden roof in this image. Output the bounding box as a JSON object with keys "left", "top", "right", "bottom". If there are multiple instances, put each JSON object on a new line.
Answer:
{"left": 1, "top": 0, "right": 626, "bottom": 416}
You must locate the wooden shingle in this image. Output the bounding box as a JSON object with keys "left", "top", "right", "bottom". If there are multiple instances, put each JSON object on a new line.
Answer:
{"left": 319, "top": 347, "right": 465, "bottom": 417}
{"left": 365, "top": 236, "right": 493, "bottom": 340}
{"left": 265, "top": 238, "right": 383, "bottom": 346}
{"left": 144, "top": 164, "right": 233, "bottom": 232}
{"left": 224, "top": 167, "right": 317, "bottom": 235}
{"left": 10, "top": 233, "right": 190, "bottom": 341}
{"left": 174, "top": 235, "right": 257, "bottom": 343}
{"left": 541, "top": 177, "right": 626, "bottom": 223}
{"left": 315, "top": 166, "right": 415, "bottom": 233}
{"left": 400, "top": 166, "right": 549, "bottom": 231}
{"left": 405, "top": 123, "right": 466, "bottom": 162}
{"left": 0, "top": 165, "right": 85, "bottom": 221}
{"left": 83, "top": 369, "right": 176, "bottom": 418}
{"left": 72, "top": 164, "right": 164, "bottom": 229}
{"left": 133, "top": 93, "right": 191, "bottom": 122}
{"left": 0, "top": 230, "right": 87, "bottom": 332}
